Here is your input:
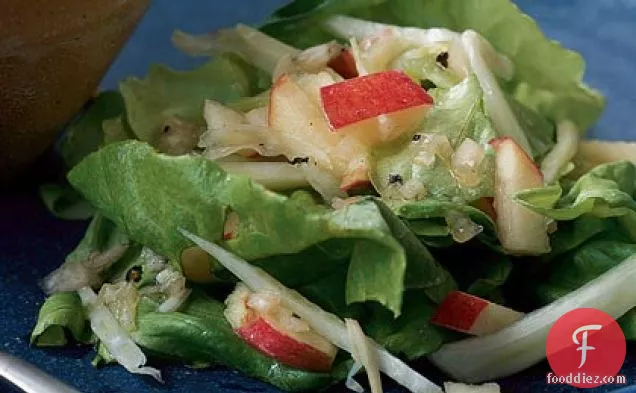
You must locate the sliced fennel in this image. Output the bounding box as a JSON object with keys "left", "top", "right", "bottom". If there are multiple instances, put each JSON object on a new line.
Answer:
{"left": 173, "top": 24, "right": 299, "bottom": 74}
{"left": 217, "top": 161, "right": 310, "bottom": 191}
{"left": 540, "top": 120, "right": 580, "bottom": 184}
{"left": 429, "top": 253, "right": 636, "bottom": 383}
{"left": 323, "top": 15, "right": 513, "bottom": 80}
{"left": 77, "top": 287, "right": 162, "bottom": 381}
{"left": 323, "top": 15, "right": 457, "bottom": 47}
{"left": 461, "top": 31, "right": 531, "bottom": 156}
{"left": 180, "top": 230, "right": 443, "bottom": 393}
{"left": 346, "top": 318, "right": 383, "bottom": 393}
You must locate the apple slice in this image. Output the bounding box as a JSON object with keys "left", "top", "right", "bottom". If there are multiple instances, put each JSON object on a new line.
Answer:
{"left": 328, "top": 48, "right": 358, "bottom": 79}
{"left": 320, "top": 70, "right": 433, "bottom": 145}
{"left": 491, "top": 137, "right": 550, "bottom": 255}
{"left": 269, "top": 75, "right": 370, "bottom": 191}
{"left": 225, "top": 284, "right": 338, "bottom": 372}
{"left": 430, "top": 291, "right": 523, "bottom": 336}
{"left": 295, "top": 71, "right": 341, "bottom": 106}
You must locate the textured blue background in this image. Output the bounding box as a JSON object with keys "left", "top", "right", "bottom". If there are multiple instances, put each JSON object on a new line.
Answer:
{"left": 2, "top": 1, "right": 636, "bottom": 392}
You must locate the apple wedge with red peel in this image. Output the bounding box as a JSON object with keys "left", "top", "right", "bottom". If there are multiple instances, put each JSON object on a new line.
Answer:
{"left": 491, "top": 137, "right": 550, "bottom": 255}
{"left": 225, "top": 284, "right": 337, "bottom": 372}
{"left": 269, "top": 74, "right": 370, "bottom": 188}
{"left": 431, "top": 291, "right": 523, "bottom": 336}
{"left": 328, "top": 48, "right": 358, "bottom": 79}
{"left": 320, "top": 70, "right": 433, "bottom": 145}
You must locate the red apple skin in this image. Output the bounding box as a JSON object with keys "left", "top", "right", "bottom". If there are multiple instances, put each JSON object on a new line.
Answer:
{"left": 340, "top": 177, "right": 372, "bottom": 193}
{"left": 236, "top": 318, "right": 335, "bottom": 372}
{"left": 489, "top": 137, "right": 542, "bottom": 176}
{"left": 225, "top": 284, "right": 337, "bottom": 372}
{"left": 340, "top": 161, "right": 371, "bottom": 192}
{"left": 430, "top": 291, "right": 489, "bottom": 334}
{"left": 320, "top": 70, "right": 434, "bottom": 130}
{"left": 489, "top": 136, "right": 550, "bottom": 255}
{"left": 328, "top": 49, "right": 358, "bottom": 79}
{"left": 268, "top": 74, "right": 372, "bottom": 187}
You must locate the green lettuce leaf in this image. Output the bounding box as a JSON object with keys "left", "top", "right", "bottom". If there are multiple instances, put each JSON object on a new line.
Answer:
{"left": 131, "top": 294, "right": 342, "bottom": 392}
{"left": 68, "top": 141, "right": 454, "bottom": 316}
{"left": 547, "top": 215, "right": 617, "bottom": 260}
{"left": 364, "top": 290, "right": 445, "bottom": 359}
{"left": 119, "top": 56, "right": 254, "bottom": 145}
{"left": 507, "top": 95, "right": 555, "bottom": 159}
{"left": 31, "top": 215, "right": 143, "bottom": 346}
{"left": 42, "top": 91, "right": 130, "bottom": 220}
{"left": 389, "top": 199, "right": 498, "bottom": 249}
{"left": 372, "top": 76, "right": 496, "bottom": 203}
{"left": 39, "top": 183, "right": 94, "bottom": 220}
{"left": 31, "top": 292, "right": 90, "bottom": 346}
{"left": 535, "top": 238, "right": 636, "bottom": 339}
{"left": 373, "top": 200, "right": 456, "bottom": 302}
{"left": 261, "top": 0, "right": 391, "bottom": 48}
{"left": 59, "top": 91, "right": 126, "bottom": 169}
{"left": 392, "top": 46, "right": 461, "bottom": 89}
{"left": 63, "top": 214, "right": 130, "bottom": 264}
{"left": 516, "top": 161, "right": 636, "bottom": 221}
{"left": 262, "top": 0, "right": 604, "bottom": 131}
{"left": 102, "top": 116, "right": 135, "bottom": 145}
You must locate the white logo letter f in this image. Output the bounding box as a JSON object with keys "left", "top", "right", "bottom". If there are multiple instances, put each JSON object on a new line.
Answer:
{"left": 572, "top": 324, "right": 602, "bottom": 368}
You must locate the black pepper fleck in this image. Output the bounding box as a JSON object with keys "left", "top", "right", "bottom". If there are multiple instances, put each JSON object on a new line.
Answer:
{"left": 126, "top": 266, "right": 143, "bottom": 283}
{"left": 412, "top": 134, "right": 422, "bottom": 142}
{"left": 291, "top": 156, "right": 310, "bottom": 165}
{"left": 436, "top": 52, "right": 449, "bottom": 68}
{"left": 388, "top": 174, "right": 404, "bottom": 185}
{"left": 420, "top": 79, "right": 437, "bottom": 91}
{"left": 163, "top": 125, "right": 171, "bottom": 134}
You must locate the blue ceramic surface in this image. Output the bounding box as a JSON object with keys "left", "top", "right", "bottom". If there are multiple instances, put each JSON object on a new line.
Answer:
{"left": 2, "top": 1, "right": 636, "bottom": 392}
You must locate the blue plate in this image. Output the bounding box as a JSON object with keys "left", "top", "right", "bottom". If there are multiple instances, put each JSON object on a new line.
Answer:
{"left": 2, "top": 1, "right": 635, "bottom": 392}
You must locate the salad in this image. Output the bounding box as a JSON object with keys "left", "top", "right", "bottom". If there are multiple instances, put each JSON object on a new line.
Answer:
{"left": 32, "top": 0, "right": 636, "bottom": 392}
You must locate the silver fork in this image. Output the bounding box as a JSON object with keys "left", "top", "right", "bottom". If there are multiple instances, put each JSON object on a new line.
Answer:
{"left": 0, "top": 351, "right": 82, "bottom": 393}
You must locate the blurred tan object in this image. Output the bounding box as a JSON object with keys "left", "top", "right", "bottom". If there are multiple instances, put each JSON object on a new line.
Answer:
{"left": 572, "top": 140, "right": 636, "bottom": 177}
{"left": 0, "top": 0, "right": 150, "bottom": 179}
